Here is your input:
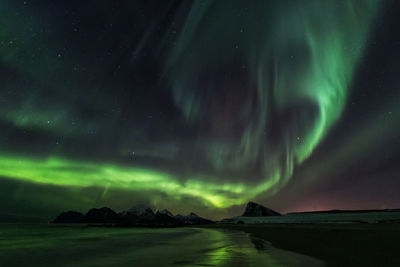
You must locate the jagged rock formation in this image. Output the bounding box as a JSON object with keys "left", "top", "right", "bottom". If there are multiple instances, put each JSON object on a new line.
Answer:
{"left": 53, "top": 211, "right": 84, "bottom": 223}
{"left": 153, "top": 210, "right": 182, "bottom": 226}
{"left": 84, "top": 207, "right": 119, "bottom": 223}
{"left": 119, "top": 206, "right": 159, "bottom": 226}
{"left": 126, "top": 206, "right": 155, "bottom": 221}
{"left": 53, "top": 206, "right": 213, "bottom": 226}
{"left": 156, "top": 209, "right": 174, "bottom": 217}
{"left": 242, "top": 201, "right": 281, "bottom": 217}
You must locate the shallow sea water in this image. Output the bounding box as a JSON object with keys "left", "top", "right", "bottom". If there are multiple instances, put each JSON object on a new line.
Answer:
{"left": 0, "top": 224, "right": 324, "bottom": 266}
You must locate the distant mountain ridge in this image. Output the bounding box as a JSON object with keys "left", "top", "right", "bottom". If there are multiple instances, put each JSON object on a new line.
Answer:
{"left": 219, "top": 202, "right": 400, "bottom": 225}
{"left": 53, "top": 206, "right": 213, "bottom": 226}
{"left": 286, "top": 208, "right": 400, "bottom": 215}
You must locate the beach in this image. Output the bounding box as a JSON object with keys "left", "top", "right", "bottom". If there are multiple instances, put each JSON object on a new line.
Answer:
{"left": 0, "top": 223, "right": 323, "bottom": 266}
{"left": 203, "top": 223, "right": 400, "bottom": 267}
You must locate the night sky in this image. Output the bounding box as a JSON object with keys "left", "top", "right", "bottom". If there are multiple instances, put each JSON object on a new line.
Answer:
{"left": 1, "top": 0, "right": 399, "bottom": 220}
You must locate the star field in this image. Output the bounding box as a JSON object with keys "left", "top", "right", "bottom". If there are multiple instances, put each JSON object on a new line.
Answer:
{"left": 0, "top": 0, "right": 399, "bottom": 219}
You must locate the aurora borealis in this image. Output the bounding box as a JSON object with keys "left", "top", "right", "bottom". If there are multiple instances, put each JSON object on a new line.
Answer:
{"left": 1, "top": 0, "right": 400, "bottom": 220}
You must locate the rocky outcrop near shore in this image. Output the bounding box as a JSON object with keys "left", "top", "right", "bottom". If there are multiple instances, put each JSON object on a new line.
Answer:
{"left": 242, "top": 201, "right": 281, "bottom": 217}
{"left": 84, "top": 207, "right": 119, "bottom": 223}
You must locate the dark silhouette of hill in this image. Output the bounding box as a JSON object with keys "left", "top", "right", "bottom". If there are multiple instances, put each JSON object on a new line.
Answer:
{"left": 52, "top": 206, "right": 213, "bottom": 226}
{"left": 242, "top": 201, "right": 281, "bottom": 217}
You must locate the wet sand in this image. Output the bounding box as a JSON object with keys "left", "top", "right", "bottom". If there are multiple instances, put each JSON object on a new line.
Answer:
{"left": 202, "top": 223, "right": 400, "bottom": 267}
{"left": 0, "top": 224, "right": 323, "bottom": 266}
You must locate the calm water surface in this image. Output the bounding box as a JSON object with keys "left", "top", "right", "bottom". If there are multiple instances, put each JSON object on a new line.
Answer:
{"left": 0, "top": 224, "right": 324, "bottom": 266}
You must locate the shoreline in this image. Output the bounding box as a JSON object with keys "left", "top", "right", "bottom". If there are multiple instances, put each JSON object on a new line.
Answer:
{"left": 0, "top": 224, "right": 324, "bottom": 266}
{"left": 2, "top": 222, "right": 399, "bottom": 266}
{"left": 198, "top": 222, "right": 400, "bottom": 266}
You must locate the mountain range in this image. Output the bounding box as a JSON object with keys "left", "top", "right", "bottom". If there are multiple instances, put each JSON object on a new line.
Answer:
{"left": 53, "top": 206, "right": 213, "bottom": 226}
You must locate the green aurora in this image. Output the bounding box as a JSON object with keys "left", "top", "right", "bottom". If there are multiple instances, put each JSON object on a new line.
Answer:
{"left": 0, "top": 155, "right": 280, "bottom": 208}
{"left": 2, "top": 0, "right": 398, "bottom": 218}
